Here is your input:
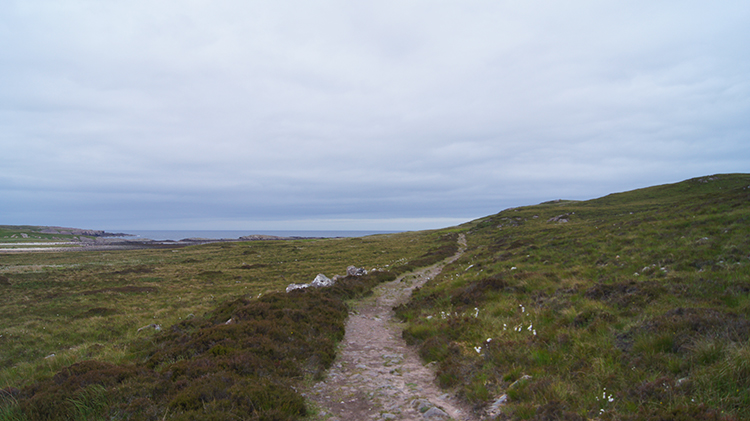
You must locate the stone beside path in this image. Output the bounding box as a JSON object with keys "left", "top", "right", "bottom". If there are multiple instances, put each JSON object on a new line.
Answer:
{"left": 303, "top": 235, "right": 478, "bottom": 421}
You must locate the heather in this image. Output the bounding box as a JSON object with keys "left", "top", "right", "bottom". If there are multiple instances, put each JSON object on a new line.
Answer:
{"left": 3, "top": 173, "right": 749, "bottom": 420}
{"left": 395, "top": 174, "right": 750, "bottom": 420}
{"left": 1, "top": 231, "right": 456, "bottom": 420}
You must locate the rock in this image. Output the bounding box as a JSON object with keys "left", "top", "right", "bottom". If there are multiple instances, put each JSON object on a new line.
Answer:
{"left": 486, "top": 394, "right": 509, "bottom": 418}
{"left": 547, "top": 214, "right": 571, "bottom": 223}
{"left": 287, "top": 274, "right": 335, "bottom": 293}
{"left": 347, "top": 265, "right": 367, "bottom": 276}
{"left": 286, "top": 283, "right": 308, "bottom": 293}
{"left": 311, "top": 274, "right": 334, "bottom": 287}
{"left": 412, "top": 399, "right": 433, "bottom": 413}
{"left": 423, "top": 406, "right": 449, "bottom": 419}
{"left": 491, "top": 394, "right": 508, "bottom": 407}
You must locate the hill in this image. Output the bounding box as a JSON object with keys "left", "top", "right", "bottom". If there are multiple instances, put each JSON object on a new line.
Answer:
{"left": 1, "top": 173, "right": 749, "bottom": 420}
{"left": 396, "top": 173, "right": 750, "bottom": 420}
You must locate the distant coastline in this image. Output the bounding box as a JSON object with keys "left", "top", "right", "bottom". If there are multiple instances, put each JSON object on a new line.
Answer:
{"left": 109, "top": 230, "right": 401, "bottom": 242}
{"left": 1, "top": 226, "right": 402, "bottom": 253}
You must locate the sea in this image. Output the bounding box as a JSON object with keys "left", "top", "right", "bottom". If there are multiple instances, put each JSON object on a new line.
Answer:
{"left": 108, "top": 230, "right": 400, "bottom": 241}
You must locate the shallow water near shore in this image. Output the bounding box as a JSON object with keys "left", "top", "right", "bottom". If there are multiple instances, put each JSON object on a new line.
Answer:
{"left": 107, "top": 229, "right": 401, "bottom": 241}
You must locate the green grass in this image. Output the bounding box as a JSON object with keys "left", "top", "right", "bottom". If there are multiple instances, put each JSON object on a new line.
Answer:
{"left": 3, "top": 173, "right": 749, "bottom": 420}
{"left": 395, "top": 173, "right": 750, "bottom": 420}
{"left": 0, "top": 230, "right": 458, "bottom": 420}
{"left": 0, "top": 226, "right": 82, "bottom": 244}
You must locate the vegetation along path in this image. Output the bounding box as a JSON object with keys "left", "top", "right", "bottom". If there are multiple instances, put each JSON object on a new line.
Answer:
{"left": 304, "top": 234, "right": 477, "bottom": 421}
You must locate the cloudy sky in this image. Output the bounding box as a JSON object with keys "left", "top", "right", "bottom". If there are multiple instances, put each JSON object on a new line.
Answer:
{"left": 2, "top": 1, "right": 749, "bottom": 231}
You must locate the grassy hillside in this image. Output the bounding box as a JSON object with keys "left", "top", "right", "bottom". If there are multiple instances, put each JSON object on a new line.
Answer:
{"left": 396, "top": 174, "right": 750, "bottom": 420}
{"left": 0, "top": 226, "right": 81, "bottom": 244}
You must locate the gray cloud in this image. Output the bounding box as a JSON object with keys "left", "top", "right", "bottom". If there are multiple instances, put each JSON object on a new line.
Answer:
{"left": 2, "top": 1, "right": 749, "bottom": 230}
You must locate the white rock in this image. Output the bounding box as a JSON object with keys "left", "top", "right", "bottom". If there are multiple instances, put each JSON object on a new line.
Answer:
{"left": 285, "top": 283, "right": 308, "bottom": 293}
{"left": 311, "top": 274, "right": 334, "bottom": 287}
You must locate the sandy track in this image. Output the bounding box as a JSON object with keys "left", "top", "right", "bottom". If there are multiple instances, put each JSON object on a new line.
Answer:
{"left": 303, "top": 234, "right": 478, "bottom": 421}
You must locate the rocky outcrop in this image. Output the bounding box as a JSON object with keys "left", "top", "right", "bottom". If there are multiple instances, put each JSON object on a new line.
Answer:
{"left": 39, "top": 227, "right": 130, "bottom": 237}
{"left": 286, "top": 266, "right": 367, "bottom": 293}
{"left": 239, "top": 234, "right": 289, "bottom": 241}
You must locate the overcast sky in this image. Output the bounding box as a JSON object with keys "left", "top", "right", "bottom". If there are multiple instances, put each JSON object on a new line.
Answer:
{"left": 2, "top": 1, "right": 749, "bottom": 231}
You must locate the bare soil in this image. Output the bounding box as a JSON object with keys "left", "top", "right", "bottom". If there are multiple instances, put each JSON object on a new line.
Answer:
{"left": 304, "top": 235, "right": 479, "bottom": 421}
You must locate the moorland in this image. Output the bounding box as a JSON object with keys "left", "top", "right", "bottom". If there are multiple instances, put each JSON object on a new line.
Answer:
{"left": 1, "top": 173, "right": 748, "bottom": 420}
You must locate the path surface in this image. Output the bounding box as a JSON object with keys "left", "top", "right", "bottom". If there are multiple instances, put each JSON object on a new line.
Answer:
{"left": 304, "top": 235, "right": 478, "bottom": 421}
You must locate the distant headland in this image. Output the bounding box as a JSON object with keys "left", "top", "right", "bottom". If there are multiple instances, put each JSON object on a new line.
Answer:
{"left": 0, "top": 225, "right": 325, "bottom": 253}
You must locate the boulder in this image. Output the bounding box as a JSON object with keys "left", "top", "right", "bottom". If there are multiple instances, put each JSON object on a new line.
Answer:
{"left": 311, "top": 274, "right": 334, "bottom": 287}
{"left": 423, "top": 407, "right": 449, "bottom": 419}
{"left": 347, "top": 265, "right": 367, "bottom": 276}
{"left": 547, "top": 213, "right": 572, "bottom": 223}
{"left": 286, "top": 283, "right": 308, "bottom": 293}
{"left": 286, "top": 274, "right": 335, "bottom": 293}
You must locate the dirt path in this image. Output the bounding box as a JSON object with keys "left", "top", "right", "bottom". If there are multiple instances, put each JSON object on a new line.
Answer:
{"left": 303, "top": 234, "right": 478, "bottom": 421}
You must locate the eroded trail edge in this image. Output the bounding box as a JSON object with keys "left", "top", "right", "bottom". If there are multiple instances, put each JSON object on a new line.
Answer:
{"left": 304, "top": 234, "right": 477, "bottom": 421}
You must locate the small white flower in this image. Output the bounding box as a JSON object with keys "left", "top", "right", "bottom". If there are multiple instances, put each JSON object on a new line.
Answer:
{"left": 474, "top": 346, "right": 482, "bottom": 353}
{"left": 511, "top": 266, "right": 517, "bottom": 270}
{"left": 486, "top": 338, "right": 492, "bottom": 343}
{"left": 533, "top": 330, "right": 537, "bottom": 336}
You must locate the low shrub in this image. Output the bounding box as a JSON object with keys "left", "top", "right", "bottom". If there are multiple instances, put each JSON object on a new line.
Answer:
{"left": 5, "top": 233, "right": 460, "bottom": 420}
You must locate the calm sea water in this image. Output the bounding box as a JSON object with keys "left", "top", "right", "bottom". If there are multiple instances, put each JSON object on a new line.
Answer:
{"left": 109, "top": 230, "right": 400, "bottom": 241}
